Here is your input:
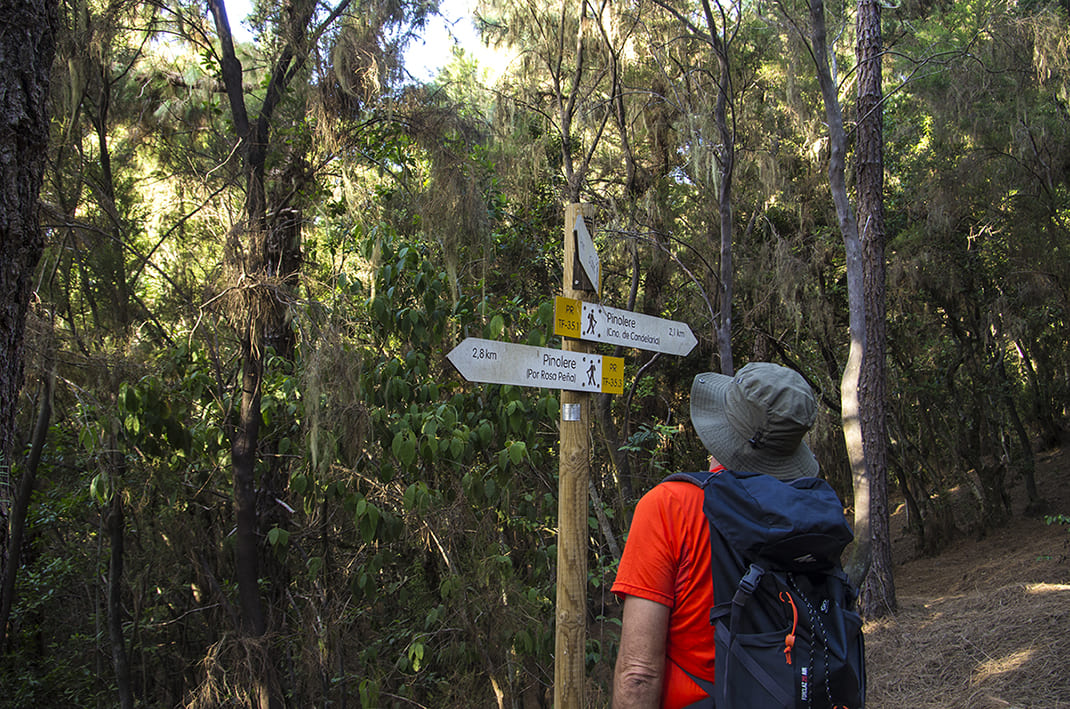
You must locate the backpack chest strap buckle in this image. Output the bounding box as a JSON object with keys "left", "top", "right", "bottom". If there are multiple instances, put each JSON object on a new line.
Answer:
{"left": 735, "top": 564, "right": 765, "bottom": 603}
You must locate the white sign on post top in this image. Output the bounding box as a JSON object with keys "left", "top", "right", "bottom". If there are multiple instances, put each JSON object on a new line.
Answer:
{"left": 574, "top": 214, "right": 600, "bottom": 292}
{"left": 554, "top": 296, "right": 698, "bottom": 356}
{"left": 447, "top": 337, "right": 624, "bottom": 395}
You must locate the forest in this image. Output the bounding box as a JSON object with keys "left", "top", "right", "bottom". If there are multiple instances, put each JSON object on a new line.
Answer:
{"left": 0, "top": 0, "right": 1068, "bottom": 706}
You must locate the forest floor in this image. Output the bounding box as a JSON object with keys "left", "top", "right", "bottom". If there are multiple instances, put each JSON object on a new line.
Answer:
{"left": 864, "top": 445, "right": 1070, "bottom": 708}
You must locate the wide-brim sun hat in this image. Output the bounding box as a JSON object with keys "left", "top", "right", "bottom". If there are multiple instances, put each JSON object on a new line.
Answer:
{"left": 690, "top": 362, "right": 819, "bottom": 480}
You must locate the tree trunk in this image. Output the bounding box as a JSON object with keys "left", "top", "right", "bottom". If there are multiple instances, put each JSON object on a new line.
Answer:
{"left": 1014, "top": 339, "right": 1064, "bottom": 448}
{"left": 90, "top": 71, "right": 133, "bottom": 331}
{"left": 710, "top": 24, "right": 735, "bottom": 376}
{"left": 0, "top": 367, "right": 52, "bottom": 647}
{"left": 233, "top": 326, "right": 267, "bottom": 637}
{"left": 0, "top": 0, "right": 57, "bottom": 587}
{"left": 206, "top": 2, "right": 319, "bottom": 704}
{"left": 652, "top": 0, "right": 739, "bottom": 374}
{"left": 805, "top": 0, "right": 872, "bottom": 590}
{"left": 855, "top": 0, "right": 896, "bottom": 617}
{"left": 1000, "top": 359, "right": 1041, "bottom": 513}
{"left": 208, "top": 0, "right": 271, "bottom": 644}
{"left": 107, "top": 447, "right": 134, "bottom": 709}
{"left": 990, "top": 346, "right": 1041, "bottom": 511}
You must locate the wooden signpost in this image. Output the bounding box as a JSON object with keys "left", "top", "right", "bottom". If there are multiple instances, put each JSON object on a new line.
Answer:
{"left": 444, "top": 204, "right": 696, "bottom": 708}
{"left": 555, "top": 204, "right": 594, "bottom": 709}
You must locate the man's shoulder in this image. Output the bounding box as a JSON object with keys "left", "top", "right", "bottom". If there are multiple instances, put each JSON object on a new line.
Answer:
{"left": 650, "top": 470, "right": 724, "bottom": 500}
{"left": 637, "top": 475, "right": 707, "bottom": 512}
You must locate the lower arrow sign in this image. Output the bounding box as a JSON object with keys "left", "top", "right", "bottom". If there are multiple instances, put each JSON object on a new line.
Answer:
{"left": 447, "top": 337, "right": 623, "bottom": 395}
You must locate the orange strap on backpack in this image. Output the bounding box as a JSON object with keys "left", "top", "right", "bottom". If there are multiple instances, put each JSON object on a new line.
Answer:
{"left": 778, "top": 591, "right": 798, "bottom": 665}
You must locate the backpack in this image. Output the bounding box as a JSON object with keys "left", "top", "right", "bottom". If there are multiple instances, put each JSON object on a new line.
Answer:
{"left": 663, "top": 469, "right": 866, "bottom": 709}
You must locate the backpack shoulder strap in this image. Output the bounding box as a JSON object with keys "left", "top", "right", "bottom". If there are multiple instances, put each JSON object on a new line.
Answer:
{"left": 662, "top": 471, "right": 715, "bottom": 486}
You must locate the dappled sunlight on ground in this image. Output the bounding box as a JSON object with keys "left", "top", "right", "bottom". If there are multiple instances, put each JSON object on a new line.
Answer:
{"left": 974, "top": 646, "right": 1035, "bottom": 685}
{"left": 863, "top": 448, "right": 1070, "bottom": 708}
{"left": 1024, "top": 581, "right": 1070, "bottom": 594}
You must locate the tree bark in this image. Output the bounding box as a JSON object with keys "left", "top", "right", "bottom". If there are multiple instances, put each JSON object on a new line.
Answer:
{"left": 706, "top": 2, "right": 736, "bottom": 376}
{"left": 855, "top": 0, "right": 896, "bottom": 617}
{"left": 0, "top": 367, "right": 52, "bottom": 647}
{"left": 804, "top": 0, "right": 872, "bottom": 590}
{"left": 90, "top": 67, "right": 132, "bottom": 331}
{"left": 1000, "top": 360, "right": 1041, "bottom": 512}
{"left": 232, "top": 326, "right": 268, "bottom": 637}
{"left": 207, "top": 0, "right": 270, "bottom": 646}
{"left": 107, "top": 446, "right": 134, "bottom": 709}
{"left": 715, "top": 53, "right": 735, "bottom": 376}
{"left": 0, "top": 0, "right": 57, "bottom": 589}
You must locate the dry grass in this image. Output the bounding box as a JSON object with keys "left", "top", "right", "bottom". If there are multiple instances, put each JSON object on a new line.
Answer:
{"left": 865, "top": 448, "right": 1070, "bottom": 709}
{"left": 866, "top": 583, "right": 1070, "bottom": 708}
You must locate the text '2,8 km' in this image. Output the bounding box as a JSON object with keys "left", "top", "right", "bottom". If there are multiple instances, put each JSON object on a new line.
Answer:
{"left": 470, "top": 345, "right": 498, "bottom": 360}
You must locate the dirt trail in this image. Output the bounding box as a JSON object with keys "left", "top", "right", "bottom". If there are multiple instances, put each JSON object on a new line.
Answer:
{"left": 865, "top": 448, "right": 1070, "bottom": 708}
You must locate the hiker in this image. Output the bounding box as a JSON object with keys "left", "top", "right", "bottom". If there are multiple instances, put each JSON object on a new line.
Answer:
{"left": 611, "top": 362, "right": 834, "bottom": 708}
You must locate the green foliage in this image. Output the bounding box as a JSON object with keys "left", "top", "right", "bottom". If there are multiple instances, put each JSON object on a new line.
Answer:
{"left": 9, "top": 0, "right": 1070, "bottom": 704}
{"left": 620, "top": 422, "right": 682, "bottom": 475}
{"left": 1046, "top": 515, "right": 1070, "bottom": 532}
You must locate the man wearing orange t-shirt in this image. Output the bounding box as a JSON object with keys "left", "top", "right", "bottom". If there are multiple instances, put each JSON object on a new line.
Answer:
{"left": 611, "top": 363, "right": 821, "bottom": 708}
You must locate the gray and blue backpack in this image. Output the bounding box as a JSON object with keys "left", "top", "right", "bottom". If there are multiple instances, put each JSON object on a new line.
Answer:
{"left": 664, "top": 469, "right": 866, "bottom": 709}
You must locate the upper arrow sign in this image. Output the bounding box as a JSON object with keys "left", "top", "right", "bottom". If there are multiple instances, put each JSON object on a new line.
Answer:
{"left": 574, "top": 214, "right": 600, "bottom": 292}
{"left": 554, "top": 296, "right": 697, "bottom": 356}
{"left": 447, "top": 337, "right": 624, "bottom": 395}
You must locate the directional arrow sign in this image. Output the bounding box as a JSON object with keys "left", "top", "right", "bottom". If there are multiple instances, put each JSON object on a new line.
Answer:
{"left": 574, "top": 214, "right": 600, "bottom": 292}
{"left": 554, "top": 296, "right": 698, "bottom": 356}
{"left": 447, "top": 337, "right": 624, "bottom": 395}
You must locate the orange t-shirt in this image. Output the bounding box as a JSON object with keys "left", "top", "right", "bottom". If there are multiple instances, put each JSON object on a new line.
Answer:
{"left": 611, "top": 476, "right": 717, "bottom": 708}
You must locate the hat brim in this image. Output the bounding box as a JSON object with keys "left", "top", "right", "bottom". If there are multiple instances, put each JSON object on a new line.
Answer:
{"left": 690, "top": 372, "right": 819, "bottom": 481}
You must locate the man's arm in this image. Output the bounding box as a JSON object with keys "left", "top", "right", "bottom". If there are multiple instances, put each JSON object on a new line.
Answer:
{"left": 612, "top": 595, "right": 670, "bottom": 708}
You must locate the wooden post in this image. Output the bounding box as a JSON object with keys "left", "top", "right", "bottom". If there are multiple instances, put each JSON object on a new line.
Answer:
{"left": 555, "top": 203, "right": 594, "bottom": 708}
